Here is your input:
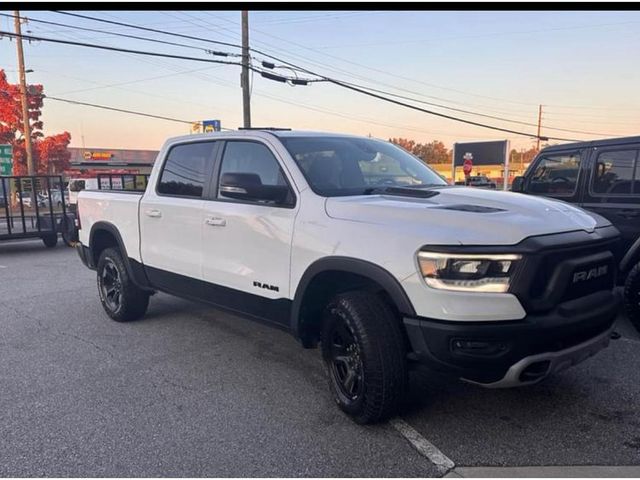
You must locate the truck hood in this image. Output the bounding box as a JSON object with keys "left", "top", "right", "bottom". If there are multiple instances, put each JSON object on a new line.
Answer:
{"left": 324, "top": 187, "right": 604, "bottom": 245}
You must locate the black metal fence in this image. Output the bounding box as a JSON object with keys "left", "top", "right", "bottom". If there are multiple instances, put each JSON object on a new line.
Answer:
{"left": 0, "top": 175, "right": 74, "bottom": 247}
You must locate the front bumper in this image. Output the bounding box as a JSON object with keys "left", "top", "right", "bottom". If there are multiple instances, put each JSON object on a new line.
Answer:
{"left": 465, "top": 326, "right": 612, "bottom": 388}
{"left": 403, "top": 289, "right": 619, "bottom": 386}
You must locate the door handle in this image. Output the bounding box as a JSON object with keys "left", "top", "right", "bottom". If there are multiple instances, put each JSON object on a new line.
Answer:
{"left": 205, "top": 216, "right": 226, "bottom": 227}
{"left": 145, "top": 209, "right": 162, "bottom": 218}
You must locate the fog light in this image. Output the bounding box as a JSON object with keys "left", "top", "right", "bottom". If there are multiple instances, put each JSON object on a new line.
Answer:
{"left": 451, "top": 338, "right": 508, "bottom": 356}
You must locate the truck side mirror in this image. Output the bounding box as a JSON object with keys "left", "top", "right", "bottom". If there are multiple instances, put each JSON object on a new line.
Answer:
{"left": 220, "top": 172, "right": 291, "bottom": 206}
{"left": 511, "top": 176, "right": 525, "bottom": 192}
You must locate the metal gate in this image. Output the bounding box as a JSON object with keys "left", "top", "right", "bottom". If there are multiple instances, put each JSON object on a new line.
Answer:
{"left": 0, "top": 175, "right": 75, "bottom": 247}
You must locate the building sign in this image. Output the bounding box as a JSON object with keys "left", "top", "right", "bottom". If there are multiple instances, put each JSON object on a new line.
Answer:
{"left": 453, "top": 139, "right": 510, "bottom": 190}
{"left": 0, "top": 144, "right": 12, "bottom": 176}
{"left": 453, "top": 141, "right": 508, "bottom": 167}
{"left": 203, "top": 119, "right": 221, "bottom": 133}
{"left": 83, "top": 151, "right": 114, "bottom": 161}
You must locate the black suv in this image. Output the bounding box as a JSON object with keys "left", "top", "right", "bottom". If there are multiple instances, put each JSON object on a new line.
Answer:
{"left": 466, "top": 175, "right": 497, "bottom": 189}
{"left": 512, "top": 136, "right": 640, "bottom": 331}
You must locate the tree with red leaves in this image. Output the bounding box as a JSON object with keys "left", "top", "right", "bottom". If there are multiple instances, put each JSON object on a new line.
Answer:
{"left": 0, "top": 69, "right": 71, "bottom": 175}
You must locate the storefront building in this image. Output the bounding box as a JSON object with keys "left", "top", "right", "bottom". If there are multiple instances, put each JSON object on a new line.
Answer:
{"left": 65, "top": 147, "right": 159, "bottom": 178}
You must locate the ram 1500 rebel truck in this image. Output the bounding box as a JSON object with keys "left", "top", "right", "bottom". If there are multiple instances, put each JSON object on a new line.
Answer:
{"left": 77, "top": 130, "right": 620, "bottom": 424}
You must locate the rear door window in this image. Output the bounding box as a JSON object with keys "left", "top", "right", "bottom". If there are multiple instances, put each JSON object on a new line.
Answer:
{"left": 591, "top": 149, "right": 639, "bottom": 196}
{"left": 157, "top": 142, "right": 217, "bottom": 198}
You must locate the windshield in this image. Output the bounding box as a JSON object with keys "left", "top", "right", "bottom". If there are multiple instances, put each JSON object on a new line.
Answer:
{"left": 280, "top": 136, "right": 448, "bottom": 196}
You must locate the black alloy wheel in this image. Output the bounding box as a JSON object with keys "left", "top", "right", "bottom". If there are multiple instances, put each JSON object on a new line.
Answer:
{"left": 326, "top": 317, "right": 364, "bottom": 402}
{"left": 96, "top": 247, "right": 150, "bottom": 322}
{"left": 100, "top": 258, "right": 123, "bottom": 313}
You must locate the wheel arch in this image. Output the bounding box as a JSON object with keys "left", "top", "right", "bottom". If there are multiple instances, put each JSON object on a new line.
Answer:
{"left": 89, "top": 222, "right": 151, "bottom": 290}
{"left": 620, "top": 236, "right": 640, "bottom": 274}
{"left": 290, "top": 256, "right": 416, "bottom": 347}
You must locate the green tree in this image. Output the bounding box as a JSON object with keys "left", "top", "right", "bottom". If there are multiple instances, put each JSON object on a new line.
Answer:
{"left": 415, "top": 140, "right": 451, "bottom": 164}
{"left": 389, "top": 137, "right": 451, "bottom": 164}
{"left": 509, "top": 147, "right": 538, "bottom": 170}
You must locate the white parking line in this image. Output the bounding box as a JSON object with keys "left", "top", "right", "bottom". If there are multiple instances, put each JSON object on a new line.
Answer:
{"left": 390, "top": 417, "right": 455, "bottom": 475}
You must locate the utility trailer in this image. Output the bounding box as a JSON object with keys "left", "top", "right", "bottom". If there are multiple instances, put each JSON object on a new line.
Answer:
{"left": 0, "top": 175, "right": 76, "bottom": 248}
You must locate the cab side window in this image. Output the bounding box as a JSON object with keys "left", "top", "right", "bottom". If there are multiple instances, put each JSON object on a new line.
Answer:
{"left": 528, "top": 152, "right": 581, "bottom": 196}
{"left": 592, "top": 150, "right": 638, "bottom": 196}
{"left": 157, "top": 142, "right": 217, "bottom": 198}
{"left": 217, "top": 141, "right": 294, "bottom": 206}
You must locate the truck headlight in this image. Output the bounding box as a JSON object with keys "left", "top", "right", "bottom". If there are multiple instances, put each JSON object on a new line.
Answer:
{"left": 417, "top": 252, "right": 521, "bottom": 293}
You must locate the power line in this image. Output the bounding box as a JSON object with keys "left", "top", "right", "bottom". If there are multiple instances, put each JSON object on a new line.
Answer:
{"left": 312, "top": 18, "right": 640, "bottom": 50}
{"left": 44, "top": 96, "right": 242, "bottom": 133}
{"left": 199, "top": 12, "right": 540, "bottom": 119}
{"left": 202, "top": 12, "right": 640, "bottom": 121}
{"left": 48, "top": 11, "right": 548, "bottom": 123}
{"left": 44, "top": 96, "right": 196, "bottom": 124}
{"left": 251, "top": 87, "right": 522, "bottom": 140}
{"left": 0, "top": 29, "right": 242, "bottom": 66}
{"left": 54, "top": 10, "right": 243, "bottom": 50}
{"left": 206, "top": 13, "right": 542, "bottom": 108}
{"left": 252, "top": 12, "right": 380, "bottom": 26}
{"left": 334, "top": 80, "right": 617, "bottom": 137}
{"left": 25, "top": 19, "right": 245, "bottom": 109}
{"left": 53, "top": 65, "right": 226, "bottom": 95}
{"left": 25, "top": 12, "right": 615, "bottom": 141}
{"left": 323, "top": 78, "right": 579, "bottom": 142}
{"left": 0, "top": 30, "right": 320, "bottom": 84}
{"left": 0, "top": 12, "right": 240, "bottom": 57}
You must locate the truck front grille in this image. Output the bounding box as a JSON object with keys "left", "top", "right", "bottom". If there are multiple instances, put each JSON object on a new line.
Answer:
{"left": 510, "top": 238, "right": 617, "bottom": 313}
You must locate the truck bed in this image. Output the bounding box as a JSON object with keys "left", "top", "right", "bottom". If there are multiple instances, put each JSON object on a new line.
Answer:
{"left": 77, "top": 190, "right": 144, "bottom": 263}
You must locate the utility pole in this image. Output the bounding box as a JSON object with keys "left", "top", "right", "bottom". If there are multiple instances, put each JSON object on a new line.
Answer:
{"left": 536, "top": 104, "right": 543, "bottom": 152}
{"left": 14, "top": 10, "right": 35, "bottom": 175}
{"left": 241, "top": 11, "right": 251, "bottom": 128}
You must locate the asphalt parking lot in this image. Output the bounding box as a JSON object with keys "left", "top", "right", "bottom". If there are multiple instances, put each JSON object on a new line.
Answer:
{"left": 1, "top": 240, "right": 639, "bottom": 476}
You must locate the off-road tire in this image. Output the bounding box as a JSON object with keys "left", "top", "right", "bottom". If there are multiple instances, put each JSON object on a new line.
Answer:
{"left": 623, "top": 262, "right": 640, "bottom": 333}
{"left": 42, "top": 234, "right": 58, "bottom": 248}
{"left": 321, "top": 291, "right": 408, "bottom": 424}
{"left": 97, "top": 247, "right": 149, "bottom": 322}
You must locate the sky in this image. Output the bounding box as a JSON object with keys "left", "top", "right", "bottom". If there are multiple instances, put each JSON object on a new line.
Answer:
{"left": 1, "top": 9, "right": 639, "bottom": 152}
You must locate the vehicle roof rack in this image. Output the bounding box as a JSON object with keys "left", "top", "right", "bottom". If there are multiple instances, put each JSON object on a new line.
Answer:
{"left": 237, "top": 127, "right": 292, "bottom": 131}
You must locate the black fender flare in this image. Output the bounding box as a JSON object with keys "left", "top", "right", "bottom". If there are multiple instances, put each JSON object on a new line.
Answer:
{"left": 620, "top": 236, "right": 640, "bottom": 273}
{"left": 290, "top": 256, "right": 416, "bottom": 337}
{"left": 89, "top": 221, "right": 151, "bottom": 290}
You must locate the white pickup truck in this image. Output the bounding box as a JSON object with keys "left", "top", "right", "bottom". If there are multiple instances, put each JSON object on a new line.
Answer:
{"left": 77, "top": 129, "right": 620, "bottom": 423}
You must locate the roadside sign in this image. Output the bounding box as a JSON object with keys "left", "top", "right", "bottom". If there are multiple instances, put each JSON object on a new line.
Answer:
{"left": 0, "top": 144, "right": 12, "bottom": 176}
{"left": 203, "top": 119, "right": 221, "bottom": 133}
{"left": 463, "top": 154, "right": 473, "bottom": 175}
